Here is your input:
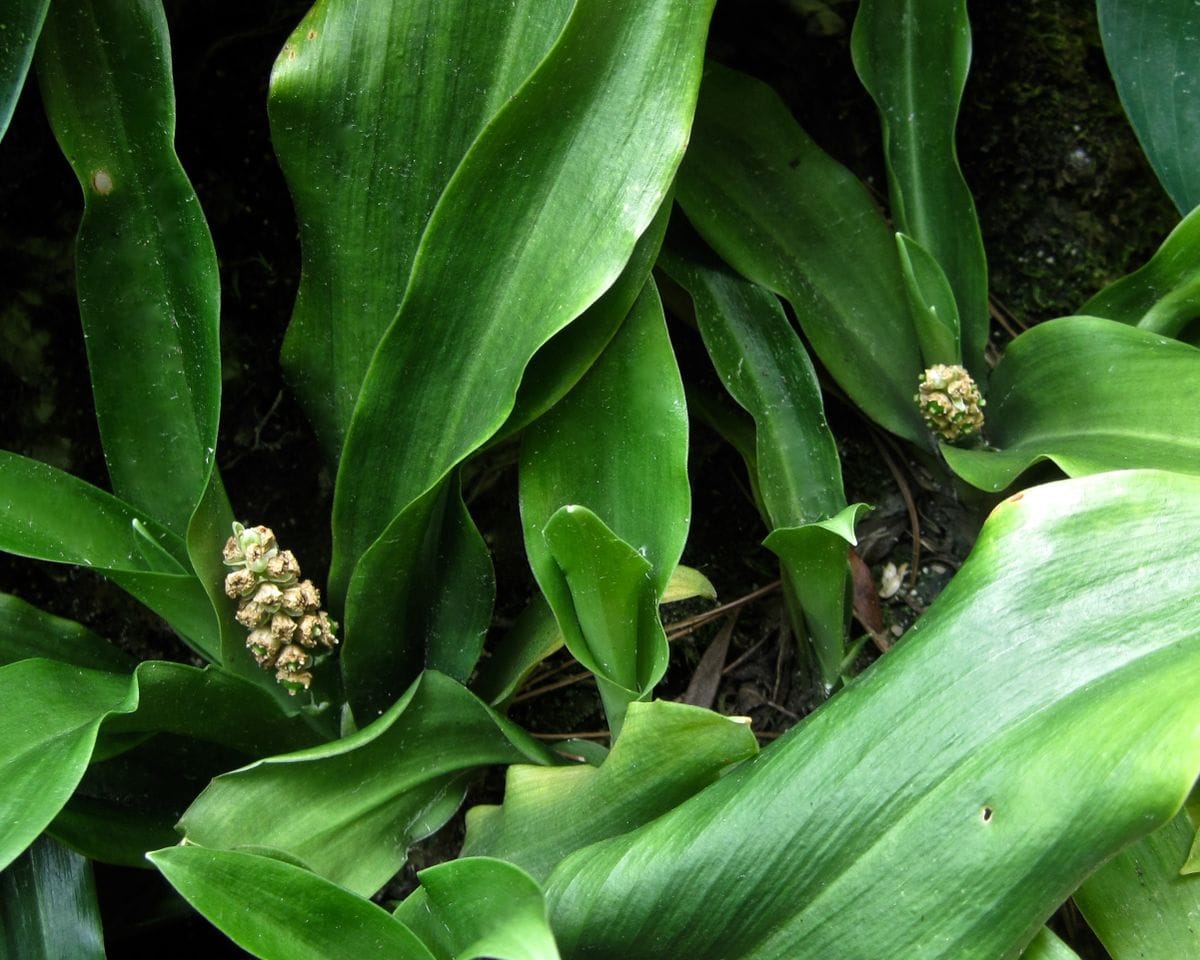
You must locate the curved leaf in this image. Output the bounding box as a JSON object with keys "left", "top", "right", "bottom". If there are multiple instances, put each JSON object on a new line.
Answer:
{"left": 462, "top": 700, "right": 757, "bottom": 883}
{"left": 944, "top": 317, "right": 1200, "bottom": 491}
{"left": 1075, "top": 806, "right": 1200, "bottom": 957}
{"left": 37, "top": 0, "right": 222, "bottom": 537}
{"left": 1098, "top": 0, "right": 1200, "bottom": 214}
{"left": 0, "top": 834, "right": 104, "bottom": 960}
{"left": 851, "top": 0, "right": 988, "bottom": 374}
{"left": 150, "top": 846, "right": 434, "bottom": 960}
{"left": 546, "top": 470, "right": 1200, "bottom": 959}
{"left": 269, "top": 0, "right": 573, "bottom": 457}
{"left": 1020, "top": 929, "right": 1081, "bottom": 960}
{"left": 179, "top": 671, "right": 555, "bottom": 897}
{"left": 0, "top": 593, "right": 134, "bottom": 672}
{"left": 896, "top": 232, "right": 963, "bottom": 366}
{"left": 395, "top": 858, "right": 560, "bottom": 960}
{"left": 0, "top": 451, "right": 218, "bottom": 656}
{"left": 0, "top": 660, "right": 131, "bottom": 871}
{"left": 1080, "top": 202, "right": 1200, "bottom": 337}
{"left": 0, "top": 0, "right": 49, "bottom": 141}
{"left": 331, "top": 0, "right": 717, "bottom": 607}
{"left": 676, "top": 62, "right": 928, "bottom": 444}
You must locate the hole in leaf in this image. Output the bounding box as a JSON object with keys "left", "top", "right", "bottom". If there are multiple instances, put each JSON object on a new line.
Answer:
{"left": 981, "top": 806, "right": 994, "bottom": 823}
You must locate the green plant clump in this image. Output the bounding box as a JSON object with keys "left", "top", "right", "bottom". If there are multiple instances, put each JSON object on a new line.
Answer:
{"left": 2, "top": 0, "right": 1200, "bottom": 957}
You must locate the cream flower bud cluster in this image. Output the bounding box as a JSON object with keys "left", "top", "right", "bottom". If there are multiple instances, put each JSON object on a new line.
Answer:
{"left": 222, "top": 522, "right": 337, "bottom": 693}
{"left": 915, "top": 364, "right": 986, "bottom": 443}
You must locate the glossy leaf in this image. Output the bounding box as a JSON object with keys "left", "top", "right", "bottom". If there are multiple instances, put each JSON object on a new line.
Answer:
{"left": 0, "top": 451, "right": 217, "bottom": 655}
{"left": 332, "top": 0, "right": 717, "bottom": 608}
{"left": 150, "top": 846, "right": 434, "bottom": 960}
{"left": 269, "top": 0, "right": 572, "bottom": 457}
{"left": 660, "top": 245, "right": 861, "bottom": 686}
{"left": 676, "top": 62, "right": 928, "bottom": 444}
{"left": 395, "top": 858, "right": 560, "bottom": 960}
{"left": 1080, "top": 202, "right": 1200, "bottom": 337}
{"left": 1098, "top": 0, "right": 1200, "bottom": 214}
{"left": 0, "top": 0, "right": 49, "bottom": 141}
{"left": 0, "top": 834, "right": 104, "bottom": 960}
{"left": 1075, "top": 806, "right": 1200, "bottom": 957}
{"left": 0, "top": 593, "right": 133, "bottom": 672}
{"left": 179, "top": 671, "right": 555, "bottom": 897}
{"left": 37, "top": 0, "right": 222, "bottom": 538}
{"left": 462, "top": 700, "right": 757, "bottom": 883}
{"left": 341, "top": 474, "right": 494, "bottom": 720}
{"left": 944, "top": 317, "right": 1200, "bottom": 491}
{"left": 896, "top": 232, "right": 962, "bottom": 366}
{"left": 546, "top": 470, "right": 1200, "bottom": 959}
{"left": 0, "top": 660, "right": 131, "bottom": 871}
{"left": 520, "top": 283, "right": 688, "bottom": 728}
{"left": 852, "top": 0, "right": 988, "bottom": 374}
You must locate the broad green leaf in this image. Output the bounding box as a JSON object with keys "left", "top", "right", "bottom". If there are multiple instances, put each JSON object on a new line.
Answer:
{"left": 150, "top": 846, "right": 434, "bottom": 960}
{"left": 341, "top": 473, "right": 494, "bottom": 720}
{"left": 1075, "top": 807, "right": 1200, "bottom": 957}
{"left": 660, "top": 245, "right": 861, "bottom": 687}
{"left": 0, "top": 593, "right": 133, "bottom": 672}
{"left": 1080, "top": 203, "right": 1200, "bottom": 337}
{"left": 0, "top": 660, "right": 131, "bottom": 871}
{"left": 0, "top": 657, "right": 318, "bottom": 871}
{"left": 179, "top": 671, "right": 555, "bottom": 897}
{"left": 37, "top": 0, "right": 222, "bottom": 538}
{"left": 269, "top": 0, "right": 573, "bottom": 458}
{"left": 0, "top": 834, "right": 104, "bottom": 960}
{"left": 851, "top": 0, "right": 988, "bottom": 374}
{"left": 676, "top": 62, "right": 928, "bottom": 444}
{"left": 519, "top": 282, "right": 689, "bottom": 730}
{"left": 944, "top": 317, "right": 1200, "bottom": 491}
{"left": 494, "top": 192, "right": 674, "bottom": 447}
{"left": 395, "top": 858, "right": 560, "bottom": 960}
{"left": 1098, "top": 0, "right": 1200, "bottom": 214}
{"left": 1020, "top": 929, "right": 1081, "bottom": 960}
{"left": 0, "top": 451, "right": 218, "bottom": 656}
{"left": 545, "top": 470, "right": 1200, "bottom": 959}
{"left": 461, "top": 700, "right": 757, "bottom": 883}
{"left": 0, "top": 0, "right": 49, "bottom": 141}
{"left": 896, "top": 232, "right": 962, "bottom": 366}
{"left": 331, "top": 0, "right": 717, "bottom": 608}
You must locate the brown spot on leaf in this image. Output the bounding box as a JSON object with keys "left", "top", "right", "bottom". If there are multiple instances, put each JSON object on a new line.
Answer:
{"left": 91, "top": 170, "right": 113, "bottom": 195}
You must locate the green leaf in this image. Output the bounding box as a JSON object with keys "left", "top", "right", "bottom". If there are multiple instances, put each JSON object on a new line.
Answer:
{"left": 661, "top": 564, "right": 718, "bottom": 604}
{"left": 269, "top": 0, "right": 573, "bottom": 458}
{"left": 660, "top": 245, "right": 861, "bottom": 687}
{"left": 676, "top": 62, "right": 928, "bottom": 444}
{"left": 0, "top": 593, "right": 134, "bottom": 672}
{"left": 341, "top": 473, "right": 494, "bottom": 719}
{"left": 545, "top": 470, "right": 1200, "bottom": 959}
{"left": 150, "top": 846, "right": 434, "bottom": 960}
{"left": 331, "top": 0, "right": 717, "bottom": 608}
{"left": 1098, "top": 0, "right": 1200, "bottom": 214}
{"left": 0, "top": 451, "right": 218, "bottom": 657}
{"left": 0, "top": 834, "right": 104, "bottom": 960}
{"left": 0, "top": 657, "right": 319, "bottom": 871}
{"left": 37, "top": 0, "right": 222, "bottom": 538}
{"left": 178, "top": 671, "right": 555, "bottom": 897}
{"left": 1075, "top": 806, "right": 1200, "bottom": 958}
{"left": 395, "top": 858, "right": 560, "bottom": 960}
{"left": 0, "top": 660, "right": 131, "bottom": 872}
{"left": 1080, "top": 202, "right": 1200, "bottom": 337}
{"left": 461, "top": 700, "right": 757, "bottom": 883}
{"left": 0, "top": 0, "right": 49, "bottom": 141}
{"left": 851, "top": 0, "right": 988, "bottom": 374}
{"left": 944, "top": 317, "right": 1200, "bottom": 491}
{"left": 896, "top": 232, "right": 963, "bottom": 366}
{"left": 1019, "top": 929, "right": 1081, "bottom": 960}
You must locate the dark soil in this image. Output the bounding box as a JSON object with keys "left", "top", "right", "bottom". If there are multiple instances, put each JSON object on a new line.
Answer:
{"left": 0, "top": 1, "right": 1172, "bottom": 957}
